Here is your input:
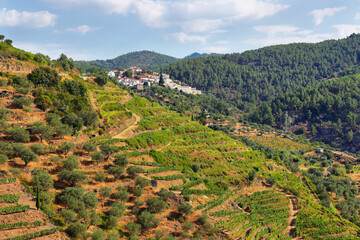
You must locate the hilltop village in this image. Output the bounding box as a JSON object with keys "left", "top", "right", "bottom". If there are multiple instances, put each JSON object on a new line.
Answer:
{"left": 108, "top": 66, "right": 202, "bottom": 95}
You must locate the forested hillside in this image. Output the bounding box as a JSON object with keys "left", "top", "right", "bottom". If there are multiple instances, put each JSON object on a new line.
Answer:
{"left": 250, "top": 74, "right": 360, "bottom": 152}
{"left": 75, "top": 51, "right": 179, "bottom": 72}
{"left": 161, "top": 34, "right": 360, "bottom": 111}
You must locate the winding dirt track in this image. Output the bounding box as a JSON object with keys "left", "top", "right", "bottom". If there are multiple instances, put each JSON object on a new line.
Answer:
{"left": 285, "top": 194, "right": 299, "bottom": 237}
{"left": 113, "top": 113, "right": 141, "bottom": 139}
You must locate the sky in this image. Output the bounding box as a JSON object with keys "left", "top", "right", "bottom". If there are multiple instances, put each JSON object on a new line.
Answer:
{"left": 1, "top": 0, "right": 360, "bottom": 61}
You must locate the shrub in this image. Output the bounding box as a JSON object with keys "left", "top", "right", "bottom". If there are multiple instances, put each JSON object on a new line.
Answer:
{"left": 94, "top": 172, "right": 106, "bottom": 182}
{"left": 146, "top": 197, "right": 168, "bottom": 213}
{"left": 132, "top": 187, "right": 144, "bottom": 197}
{"left": 182, "top": 222, "right": 194, "bottom": 232}
{"left": 0, "top": 108, "right": 10, "bottom": 120}
{"left": 107, "top": 166, "right": 124, "bottom": 180}
{"left": 105, "top": 215, "right": 118, "bottom": 229}
{"left": 28, "top": 67, "right": 61, "bottom": 87}
{"left": 28, "top": 122, "right": 53, "bottom": 141}
{"left": 59, "top": 142, "right": 75, "bottom": 155}
{"left": 127, "top": 166, "right": 144, "bottom": 178}
{"left": 83, "top": 141, "right": 97, "bottom": 154}
{"left": 157, "top": 188, "right": 174, "bottom": 201}
{"left": 91, "top": 151, "right": 105, "bottom": 164}
{"left": 12, "top": 97, "right": 32, "bottom": 109}
{"left": 0, "top": 154, "right": 8, "bottom": 164}
{"left": 99, "top": 187, "right": 112, "bottom": 198}
{"left": 30, "top": 143, "right": 47, "bottom": 155}
{"left": 137, "top": 211, "right": 160, "bottom": 229}
{"left": 60, "top": 209, "right": 76, "bottom": 224}
{"left": 109, "top": 202, "right": 126, "bottom": 217}
{"left": 58, "top": 170, "right": 87, "bottom": 186}
{"left": 114, "top": 154, "right": 128, "bottom": 167}
{"left": 178, "top": 203, "right": 193, "bottom": 216}
{"left": 112, "top": 190, "right": 129, "bottom": 202}
{"left": 7, "top": 126, "right": 30, "bottom": 142}
{"left": 91, "top": 228, "right": 106, "bottom": 240}
{"left": 62, "top": 155, "right": 80, "bottom": 170}
{"left": 135, "top": 176, "right": 151, "bottom": 188}
{"left": 126, "top": 222, "right": 142, "bottom": 236}
{"left": 65, "top": 222, "right": 87, "bottom": 238}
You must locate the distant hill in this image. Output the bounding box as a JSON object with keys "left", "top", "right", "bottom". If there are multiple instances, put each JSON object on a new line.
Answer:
{"left": 161, "top": 34, "right": 360, "bottom": 112}
{"left": 75, "top": 50, "right": 180, "bottom": 72}
{"left": 184, "top": 52, "right": 221, "bottom": 59}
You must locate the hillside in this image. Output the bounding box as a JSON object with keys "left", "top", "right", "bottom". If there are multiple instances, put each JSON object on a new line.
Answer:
{"left": 161, "top": 33, "right": 360, "bottom": 111}
{"left": 75, "top": 51, "right": 180, "bottom": 72}
{"left": 184, "top": 52, "right": 221, "bottom": 59}
{"left": 250, "top": 74, "right": 360, "bottom": 153}
{"left": 2, "top": 38, "right": 360, "bottom": 240}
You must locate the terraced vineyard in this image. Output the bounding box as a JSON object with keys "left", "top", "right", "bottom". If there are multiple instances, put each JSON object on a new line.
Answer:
{"left": 214, "top": 190, "right": 291, "bottom": 239}
{"left": 246, "top": 136, "right": 315, "bottom": 152}
{"left": 0, "top": 178, "right": 64, "bottom": 240}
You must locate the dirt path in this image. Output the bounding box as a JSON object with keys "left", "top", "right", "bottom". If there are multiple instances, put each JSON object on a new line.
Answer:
{"left": 285, "top": 194, "right": 298, "bottom": 237}
{"left": 88, "top": 91, "right": 98, "bottom": 113}
{"left": 113, "top": 113, "right": 141, "bottom": 139}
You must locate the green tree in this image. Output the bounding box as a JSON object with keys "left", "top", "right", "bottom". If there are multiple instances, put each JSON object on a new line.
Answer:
{"left": 178, "top": 203, "right": 192, "bottom": 216}
{"left": 347, "top": 130, "right": 354, "bottom": 143}
{"left": 28, "top": 67, "right": 61, "bottom": 87}
{"left": 7, "top": 126, "right": 30, "bottom": 142}
{"left": 94, "top": 172, "right": 106, "bottom": 182}
{"left": 91, "top": 228, "right": 106, "bottom": 240}
{"left": 0, "top": 108, "right": 11, "bottom": 120}
{"left": 132, "top": 187, "right": 144, "bottom": 197}
{"left": 107, "top": 166, "right": 124, "bottom": 180}
{"left": 137, "top": 211, "right": 160, "bottom": 229}
{"left": 146, "top": 197, "right": 168, "bottom": 213}
{"left": 99, "top": 187, "right": 112, "bottom": 199}
{"left": 100, "top": 144, "right": 118, "bottom": 160}
{"left": 65, "top": 222, "right": 87, "bottom": 238}
{"left": 83, "top": 141, "right": 97, "bottom": 154}
{"left": 112, "top": 190, "right": 129, "bottom": 202}
{"left": 91, "top": 151, "right": 105, "bottom": 165}
{"left": 58, "top": 170, "right": 87, "bottom": 186}
{"left": 135, "top": 176, "right": 150, "bottom": 188}
{"left": 60, "top": 209, "right": 77, "bottom": 224}
{"left": 126, "top": 222, "right": 142, "bottom": 237}
{"left": 4, "top": 39, "right": 12, "bottom": 45}
{"left": 127, "top": 166, "right": 143, "bottom": 178}
{"left": 94, "top": 74, "right": 109, "bottom": 86}
{"left": 59, "top": 141, "right": 75, "bottom": 155}
{"left": 62, "top": 155, "right": 80, "bottom": 170}
{"left": 29, "top": 122, "right": 53, "bottom": 141}
{"left": 109, "top": 202, "right": 126, "bottom": 217}
{"left": 0, "top": 35, "right": 4, "bottom": 41}
{"left": 31, "top": 168, "right": 54, "bottom": 191}
{"left": 159, "top": 73, "right": 165, "bottom": 86}
{"left": 113, "top": 154, "right": 128, "bottom": 167}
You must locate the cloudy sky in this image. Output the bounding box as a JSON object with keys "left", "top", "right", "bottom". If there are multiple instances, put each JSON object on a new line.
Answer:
{"left": 2, "top": 0, "right": 360, "bottom": 60}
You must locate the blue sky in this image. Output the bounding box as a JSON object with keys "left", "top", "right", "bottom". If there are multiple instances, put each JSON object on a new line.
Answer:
{"left": 1, "top": 0, "right": 360, "bottom": 60}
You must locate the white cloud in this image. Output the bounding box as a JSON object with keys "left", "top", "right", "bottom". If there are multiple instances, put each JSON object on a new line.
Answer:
{"left": 202, "top": 46, "right": 230, "bottom": 53}
{"left": 168, "top": 32, "right": 208, "bottom": 44}
{"left": 0, "top": 8, "right": 56, "bottom": 28}
{"left": 333, "top": 24, "right": 360, "bottom": 38}
{"left": 355, "top": 12, "right": 360, "bottom": 20}
{"left": 310, "top": 7, "right": 346, "bottom": 26}
{"left": 42, "top": 0, "right": 289, "bottom": 42}
{"left": 253, "top": 25, "right": 311, "bottom": 37}
{"left": 67, "top": 25, "right": 101, "bottom": 34}
{"left": 245, "top": 24, "right": 360, "bottom": 48}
